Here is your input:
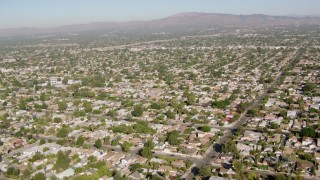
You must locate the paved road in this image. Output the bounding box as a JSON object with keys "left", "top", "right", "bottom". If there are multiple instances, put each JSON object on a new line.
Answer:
{"left": 181, "top": 41, "right": 309, "bottom": 180}
{"left": 102, "top": 144, "right": 200, "bottom": 162}
{"left": 243, "top": 169, "right": 317, "bottom": 180}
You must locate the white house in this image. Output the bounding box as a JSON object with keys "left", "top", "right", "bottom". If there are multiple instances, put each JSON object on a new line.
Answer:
{"left": 287, "top": 110, "right": 297, "bottom": 118}
{"left": 302, "top": 137, "right": 313, "bottom": 146}
{"left": 50, "top": 77, "right": 62, "bottom": 86}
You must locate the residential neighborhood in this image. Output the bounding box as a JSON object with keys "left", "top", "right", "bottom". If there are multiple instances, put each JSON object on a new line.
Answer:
{"left": 0, "top": 13, "right": 319, "bottom": 180}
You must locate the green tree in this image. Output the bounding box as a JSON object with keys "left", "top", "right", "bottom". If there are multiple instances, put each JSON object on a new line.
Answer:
{"left": 211, "top": 99, "right": 230, "bottom": 109}
{"left": 40, "top": 93, "right": 46, "bottom": 101}
{"left": 111, "top": 124, "right": 132, "bottom": 134}
{"left": 170, "top": 98, "right": 179, "bottom": 108}
{"left": 275, "top": 174, "right": 287, "bottom": 180}
{"left": 150, "top": 102, "right": 161, "bottom": 110}
{"left": 76, "top": 135, "right": 84, "bottom": 147}
{"left": 104, "top": 136, "right": 111, "bottom": 145}
{"left": 19, "top": 99, "right": 27, "bottom": 110}
{"left": 73, "top": 110, "right": 86, "bottom": 117}
{"left": 247, "top": 108, "right": 259, "bottom": 117}
{"left": 247, "top": 172, "right": 258, "bottom": 180}
{"left": 129, "top": 163, "right": 143, "bottom": 172}
{"left": 33, "top": 172, "right": 45, "bottom": 180}
{"left": 302, "top": 153, "right": 313, "bottom": 161}
{"left": 97, "top": 91, "right": 108, "bottom": 100}
{"left": 200, "top": 125, "right": 211, "bottom": 132}
{"left": 133, "top": 121, "right": 155, "bottom": 134}
{"left": 54, "top": 150, "right": 70, "bottom": 173}
{"left": 113, "top": 171, "right": 123, "bottom": 180}
{"left": 167, "top": 130, "right": 180, "bottom": 145}
{"left": 91, "top": 75, "right": 106, "bottom": 87}
{"left": 301, "top": 127, "right": 316, "bottom": 138}
{"left": 200, "top": 165, "right": 212, "bottom": 177}
{"left": 94, "top": 139, "right": 102, "bottom": 149}
{"left": 144, "top": 140, "right": 155, "bottom": 149}
{"left": 303, "top": 82, "right": 316, "bottom": 93}
{"left": 238, "top": 102, "right": 250, "bottom": 113}
{"left": 312, "top": 166, "right": 316, "bottom": 176}
{"left": 107, "top": 109, "right": 117, "bottom": 117}
{"left": 131, "top": 104, "right": 144, "bottom": 117}
{"left": 97, "top": 165, "right": 111, "bottom": 177}
{"left": 166, "top": 110, "right": 176, "bottom": 119}
{"left": 83, "top": 101, "right": 93, "bottom": 113}
{"left": 62, "top": 77, "right": 68, "bottom": 85}
{"left": 6, "top": 167, "right": 20, "bottom": 177}
{"left": 186, "top": 93, "right": 196, "bottom": 105}
{"left": 222, "top": 138, "right": 238, "bottom": 154}
{"left": 279, "top": 110, "right": 287, "bottom": 118}
{"left": 53, "top": 117, "right": 62, "bottom": 123}
{"left": 150, "top": 174, "right": 163, "bottom": 180}
{"left": 21, "top": 170, "right": 31, "bottom": 179}
{"left": 233, "top": 160, "right": 244, "bottom": 180}
{"left": 141, "top": 147, "right": 152, "bottom": 159}
{"left": 177, "top": 102, "right": 185, "bottom": 116}
{"left": 111, "top": 136, "right": 120, "bottom": 146}
{"left": 58, "top": 101, "right": 68, "bottom": 111}
{"left": 57, "top": 127, "right": 69, "bottom": 138}
{"left": 121, "top": 141, "right": 133, "bottom": 152}
{"left": 39, "top": 139, "right": 46, "bottom": 145}
{"left": 270, "top": 122, "right": 279, "bottom": 129}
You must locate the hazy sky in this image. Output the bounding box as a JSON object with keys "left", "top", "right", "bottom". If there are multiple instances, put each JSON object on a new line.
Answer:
{"left": 1, "top": 0, "right": 319, "bottom": 28}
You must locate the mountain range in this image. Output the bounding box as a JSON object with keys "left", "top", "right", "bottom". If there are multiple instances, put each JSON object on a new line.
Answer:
{"left": 1, "top": 12, "right": 320, "bottom": 37}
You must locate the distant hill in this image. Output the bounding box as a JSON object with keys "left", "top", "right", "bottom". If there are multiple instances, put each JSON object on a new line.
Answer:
{"left": 1, "top": 12, "right": 320, "bottom": 37}
{"left": 152, "top": 12, "right": 320, "bottom": 27}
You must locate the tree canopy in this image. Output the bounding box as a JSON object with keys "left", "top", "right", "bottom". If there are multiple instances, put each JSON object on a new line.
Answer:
{"left": 54, "top": 150, "right": 70, "bottom": 173}
{"left": 200, "top": 125, "right": 211, "bottom": 132}
{"left": 131, "top": 104, "right": 144, "bottom": 117}
{"left": 33, "top": 172, "right": 45, "bottom": 180}
{"left": 94, "top": 139, "right": 102, "bottom": 149}
{"left": 121, "top": 141, "right": 133, "bottom": 152}
{"left": 140, "top": 147, "right": 152, "bottom": 159}
{"left": 57, "top": 101, "right": 68, "bottom": 111}
{"left": 167, "top": 130, "right": 180, "bottom": 145}
{"left": 300, "top": 127, "right": 316, "bottom": 138}
{"left": 222, "top": 138, "right": 238, "bottom": 154}
{"left": 76, "top": 135, "right": 84, "bottom": 147}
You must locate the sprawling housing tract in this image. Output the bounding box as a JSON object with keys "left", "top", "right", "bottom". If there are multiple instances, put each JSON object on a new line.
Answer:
{"left": 0, "top": 24, "right": 319, "bottom": 180}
